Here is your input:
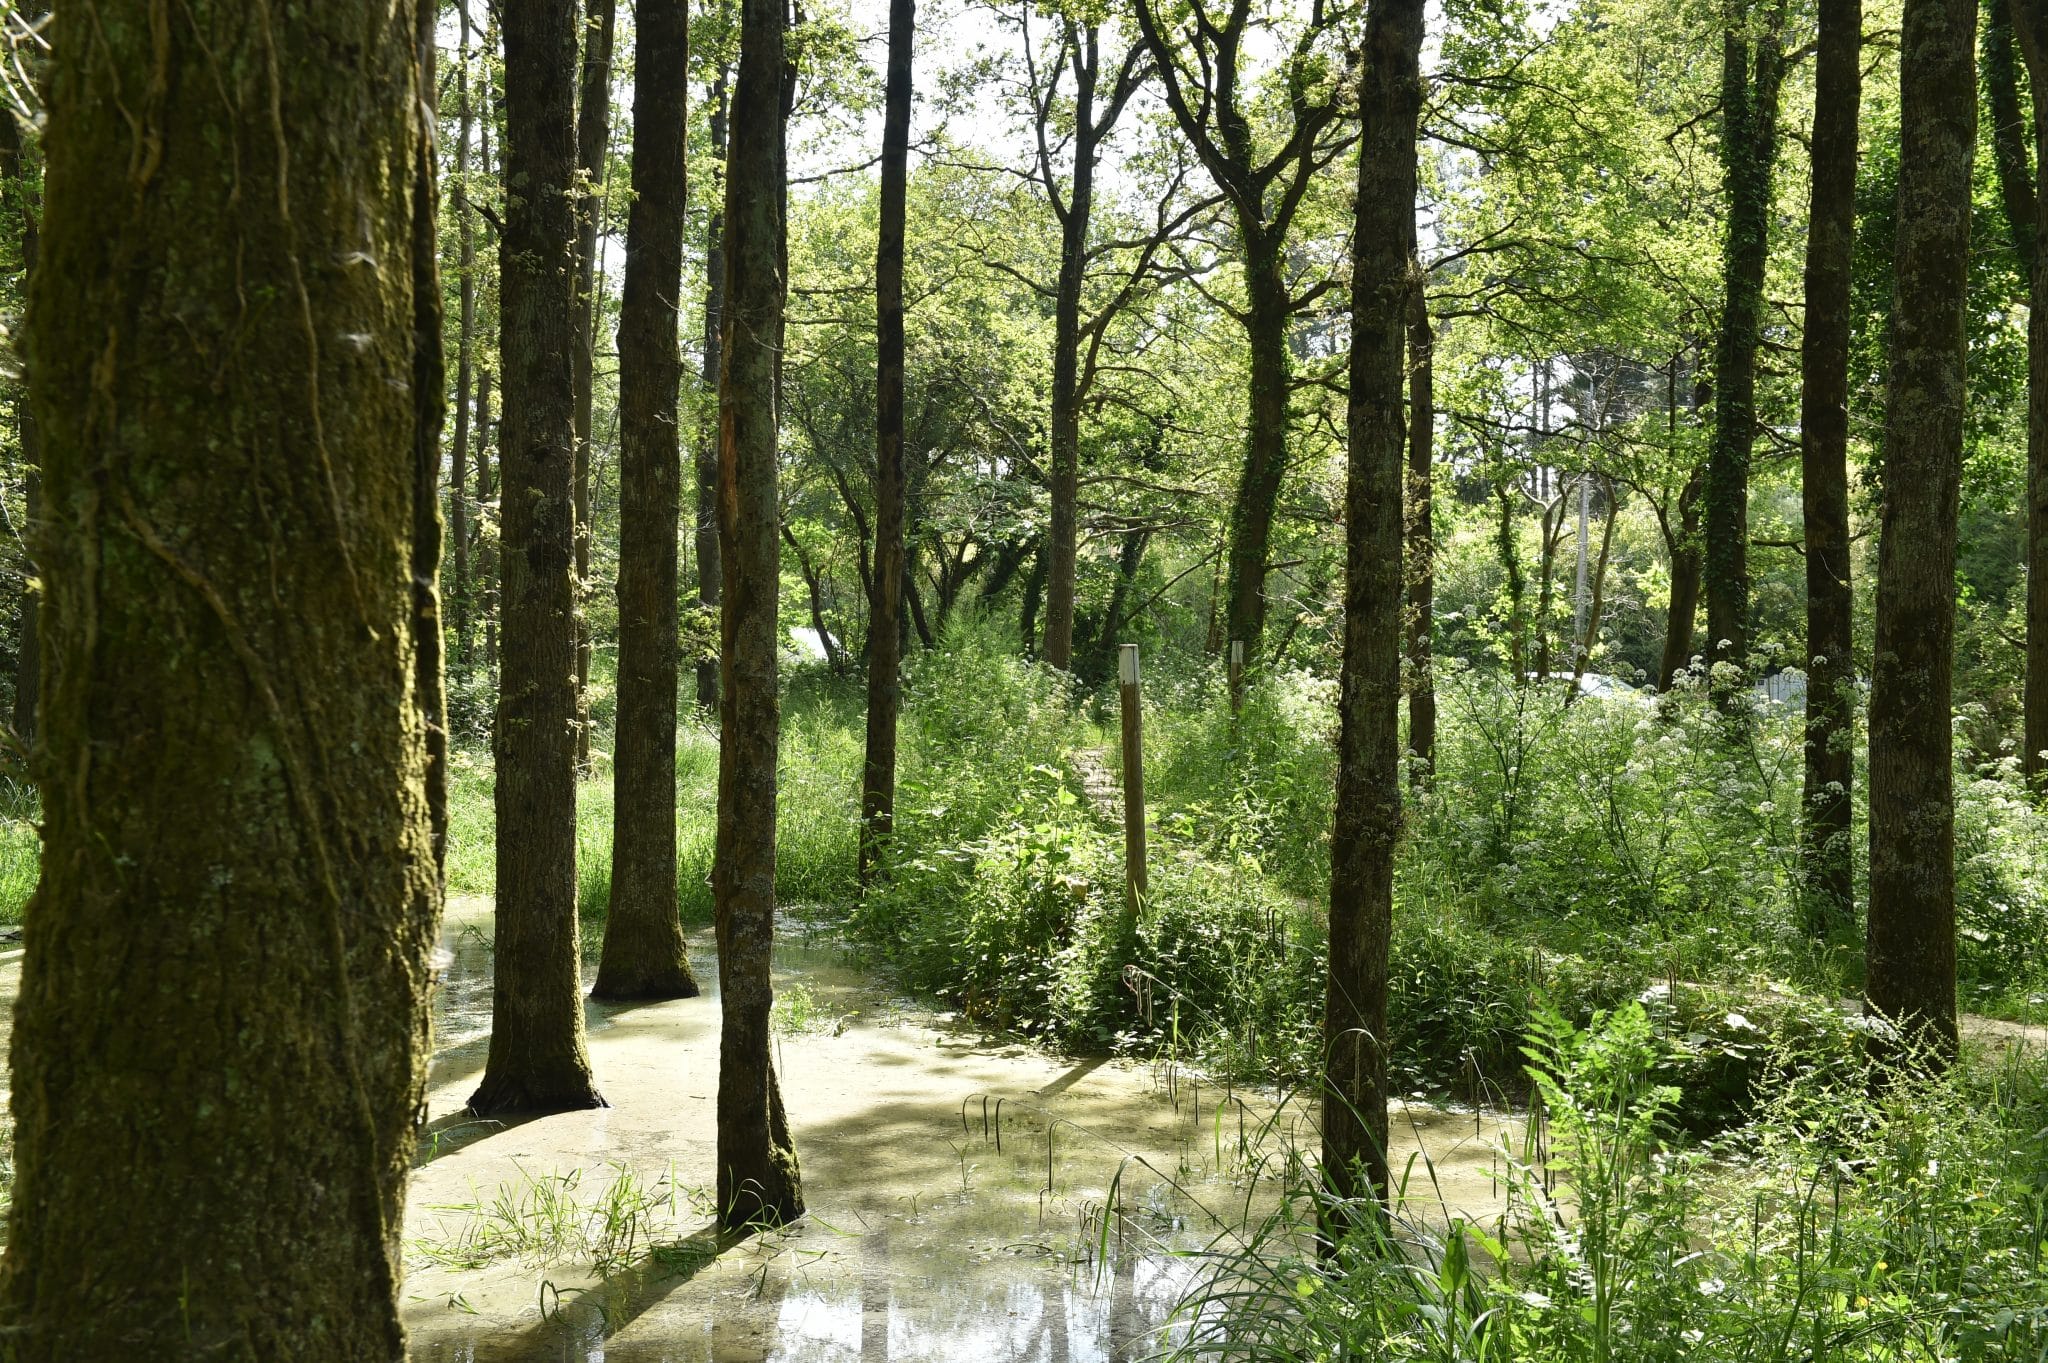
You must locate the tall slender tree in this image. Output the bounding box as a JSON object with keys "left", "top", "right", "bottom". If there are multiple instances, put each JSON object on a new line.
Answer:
{"left": 595, "top": 0, "right": 699, "bottom": 1001}
{"left": 1799, "top": 0, "right": 1861, "bottom": 932}
{"left": 472, "top": 0, "right": 605, "bottom": 1116}
{"left": 0, "top": 1, "right": 445, "bottom": 1354}
{"left": 1704, "top": 0, "right": 1787, "bottom": 703}
{"left": 449, "top": 0, "right": 479, "bottom": 661}
{"left": 1033, "top": 18, "right": 1146, "bottom": 672}
{"left": 716, "top": 0, "right": 804, "bottom": 1230}
{"left": 572, "top": 0, "right": 618, "bottom": 768}
{"left": 1405, "top": 262, "right": 1435, "bottom": 784}
{"left": 697, "top": 58, "right": 731, "bottom": 713}
{"left": 1327, "top": 0, "right": 1425, "bottom": 1214}
{"left": 861, "top": 0, "right": 915, "bottom": 885}
{"left": 1866, "top": 0, "right": 1976, "bottom": 1062}
{"left": 2000, "top": 0, "right": 2048, "bottom": 785}
{"left": 0, "top": 97, "right": 37, "bottom": 748}
{"left": 1133, "top": 0, "right": 1348, "bottom": 660}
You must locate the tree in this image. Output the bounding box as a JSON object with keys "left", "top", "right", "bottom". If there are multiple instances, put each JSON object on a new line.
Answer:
{"left": 697, "top": 54, "right": 732, "bottom": 714}
{"left": 572, "top": 0, "right": 618, "bottom": 769}
{"left": 716, "top": 0, "right": 804, "bottom": 1230}
{"left": 0, "top": 0, "right": 445, "bottom": 1353}
{"left": 861, "top": 0, "right": 915, "bottom": 886}
{"left": 1406, "top": 262, "right": 1435, "bottom": 783}
{"left": 1327, "top": 0, "right": 1425, "bottom": 1214}
{"left": 1133, "top": 0, "right": 1349, "bottom": 660}
{"left": 1799, "top": 0, "right": 1861, "bottom": 931}
{"left": 0, "top": 92, "right": 37, "bottom": 748}
{"left": 1704, "top": 0, "right": 1787, "bottom": 702}
{"left": 471, "top": 0, "right": 606, "bottom": 1117}
{"left": 1866, "top": 0, "right": 1975, "bottom": 1062}
{"left": 1029, "top": 16, "right": 1147, "bottom": 672}
{"left": 594, "top": 0, "right": 700, "bottom": 1001}
{"left": 449, "top": 0, "right": 481, "bottom": 663}
{"left": 1999, "top": 0, "right": 2048, "bottom": 786}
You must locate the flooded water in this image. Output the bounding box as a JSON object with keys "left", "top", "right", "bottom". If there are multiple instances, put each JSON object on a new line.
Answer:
{"left": 414, "top": 902, "right": 1531, "bottom": 1360}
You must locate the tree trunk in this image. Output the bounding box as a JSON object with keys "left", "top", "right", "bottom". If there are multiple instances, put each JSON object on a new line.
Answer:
{"left": 449, "top": 0, "right": 478, "bottom": 664}
{"left": 594, "top": 0, "right": 698, "bottom": 1001}
{"left": 1226, "top": 239, "right": 1292, "bottom": 660}
{"left": 716, "top": 0, "right": 804, "bottom": 1232}
{"left": 1800, "top": 0, "right": 1860, "bottom": 932}
{"left": 572, "top": 0, "right": 617, "bottom": 769}
{"left": 697, "top": 66, "right": 730, "bottom": 713}
{"left": 1405, "top": 270, "right": 1435, "bottom": 785}
{"left": 2011, "top": 0, "right": 2048, "bottom": 786}
{"left": 1041, "top": 26, "right": 1102, "bottom": 673}
{"left": 861, "top": 0, "right": 914, "bottom": 886}
{"left": 1657, "top": 465, "right": 1705, "bottom": 691}
{"left": 0, "top": 2, "right": 445, "bottom": 1354}
{"left": 0, "top": 107, "right": 38, "bottom": 748}
{"left": 1705, "top": 1, "right": 1786, "bottom": 703}
{"left": 472, "top": 0, "right": 605, "bottom": 1117}
{"left": 1866, "top": 0, "right": 1974, "bottom": 1063}
{"left": 476, "top": 367, "right": 498, "bottom": 671}
{"left": 1326, "top": 0, "right": 1423, "bottom": 1218}
{"left": 1566, "top": 478, "right": 1620, "bottom": 702}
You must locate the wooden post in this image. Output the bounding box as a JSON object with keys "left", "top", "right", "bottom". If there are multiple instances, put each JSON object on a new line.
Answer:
{"left": 1228, "top": 638, "right": 1245, "bottom": 712}
{"left": 1119, "top": 643, "right": 1147, "bottom": 925}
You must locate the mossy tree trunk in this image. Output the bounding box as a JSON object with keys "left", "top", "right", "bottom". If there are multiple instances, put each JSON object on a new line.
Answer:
{"left": 2003, "top": 0, "right": 2048, "bottom": 787}
{"left": 473, "top": 0, "right": 605, "bottom": 1117}
{"left": 861, "top": 0, "right": 913, "bottom": 887}
{"left": 1704, "top": 0, "right": 1786, "bottom": 704}
{"left": 1867, "top": 0, "right": 1975, "bottom": 1063}
{"left": 716, "top": 0, "right": 804, "bottom": 1232}
{"left": 1326, "top": 0, "right": 1424, "bottom": 1217}
{"left": 1799, "top": 0, "right": 1860, "bottom": 933}
{"left": 0, "top": 1, "right": 446, "bottom": 1355}
{"left": 594, "top": 0, "right": 698, "bottom": 1002}
{"left": 449, "top": 0, "right": 478, "bottom": 665}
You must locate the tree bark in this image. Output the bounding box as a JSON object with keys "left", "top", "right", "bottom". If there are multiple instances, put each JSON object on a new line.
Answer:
{"left": 0, "top": 2, "right": 445, "bottom": 1354}
{"left": 572, "top": 0, "right": 617, "bottom": 769}
{"left": 1705, "top": 0, "right": 1786, "bottom": 703}
{"left": 1866, "top": 0, "right": 1974, "bottom": 1063}
{"left": 1227, "top": 241, "right": 1292, "bottom": 660}
{"left": 472, "top": 0, "right": 606, "bottom": 1116}
{"left": 697, "top": 66, "right": 730, "bottom": 713}
{"left": 594, "top": 0, "right": 698, "bottom": 1001}
{"left": 1405, "top": 269, "right": 1435, "bottom": 784}
{"left": 0, "top": 105, "right": 38, "bottom": 748}
{"left": 476, "top": 367, "right": 498, "bottom": 671}
{"left": 716, "top": 0, "right": 804, "bottom": 1231}
{"left": 861, "top": 0, "right": 914, "bottom": 886}
{"left": 1326, "top": 0, "right": 1423, "bottom": 1218}
{"left": 1800, "top": 0, "right": 1860, "bottom": 932}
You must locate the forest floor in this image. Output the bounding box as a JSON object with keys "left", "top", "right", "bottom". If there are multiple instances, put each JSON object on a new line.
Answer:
{"left": 398, "top": 898, "right": 1522, "bottom": 1362}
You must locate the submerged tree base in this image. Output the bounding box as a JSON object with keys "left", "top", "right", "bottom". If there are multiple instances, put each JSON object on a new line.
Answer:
{"left": 467, "top": 1070, "right": 609, "bottom": 1119}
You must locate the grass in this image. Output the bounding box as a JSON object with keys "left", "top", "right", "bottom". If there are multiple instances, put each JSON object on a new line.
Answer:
{"left": 414, "top": 1161, "right": 702, "bottom": 1275}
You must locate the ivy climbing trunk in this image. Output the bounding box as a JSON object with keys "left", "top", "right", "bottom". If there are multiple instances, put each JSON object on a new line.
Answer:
{"left": 572, "top": 0, "right": 617, "bottom": 770}
{"left": 1230, "top": 242, "right": 1292, "bottom": 661}
{"left": 697, "top": 65, "right": 730, "bottom": 713}
{"left": 0, "top": 1, "right": 446, "bottom": 1356}
{"left": 716, "top": 0, "right": 804, "bottom": 1231}
{"left": 1704, "top": 0, "right": 1786, "bottom": 704}
{"left": 473, "top": 0, "right": 606, "bottom": 1117}
{"left": 1657, "top": 463, "right": 1705, "bottom": 691}
{"left": 1867, "top": 0, "right": 1975, "bottom": 1063}
{"left": 594, "top": 0, "right": 698, "bottom": 1002}
{"left": 1327, "top": 0, "right": 1424, "bottom": 1216}
{"left": 1799, "top": 0, "right": 1860, "bottom": 933}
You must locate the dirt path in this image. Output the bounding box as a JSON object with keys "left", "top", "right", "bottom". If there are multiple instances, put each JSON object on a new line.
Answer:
{"left": 403, "top": 899, "right": 1521, "bottom": 1361}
